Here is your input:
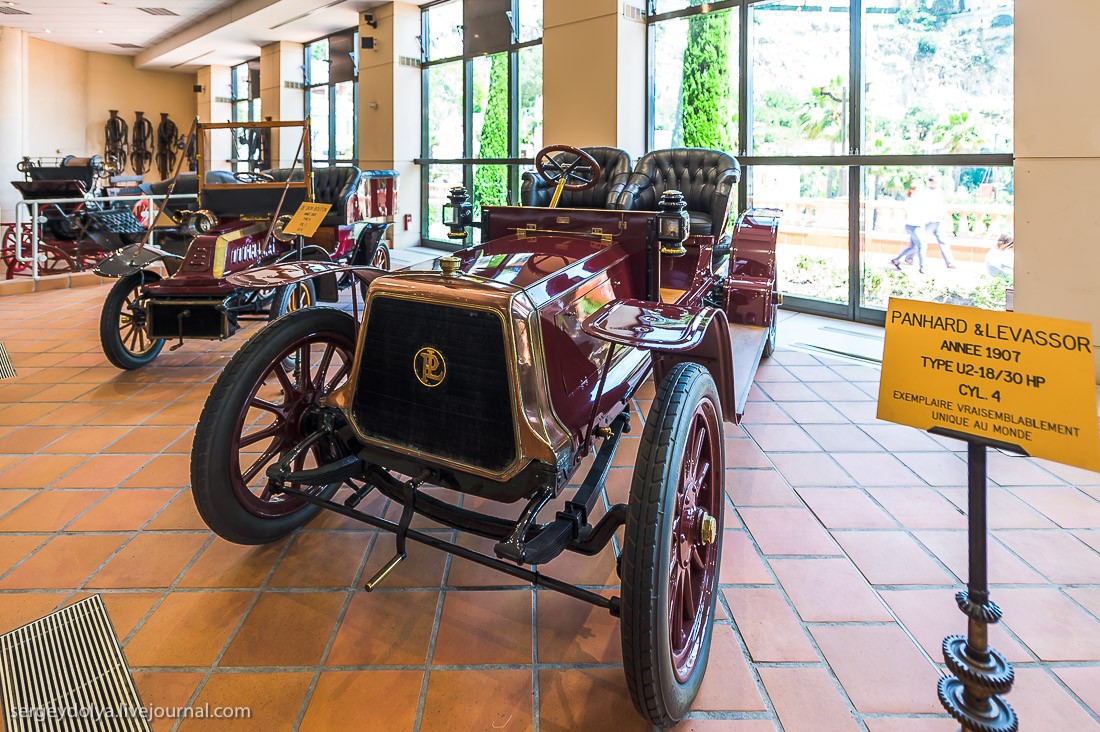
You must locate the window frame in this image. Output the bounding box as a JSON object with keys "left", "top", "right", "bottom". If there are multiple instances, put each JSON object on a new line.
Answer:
{"left": 645, "top": 0, "right": 1014, "bottom": 324}
{"left": 304, "top": 28, "right": 360, "bottom": 167}
{"left": 229, "top": 59, "right": 262, "bottom": 172}
{"left": 418, "top": 0, "right": 543, "bottom": 248}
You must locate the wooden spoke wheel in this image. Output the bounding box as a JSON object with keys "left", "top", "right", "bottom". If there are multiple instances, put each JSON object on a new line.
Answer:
{"left": 269, "top": 279, "right": 316, "bottom": 322}
{"left": 1, "top": 227, "right": 77, "bottom": 279}
{"left": 191, "top": 308, "right": 357, "bottom": 544}
{"left": 371, "top": 243, "right": 391, "bottom": 270}
{"left": 99, "top": 270, "right": 166, "bottom": 369}
{"left": 621, "top": 362, "right": 724, "bottom": 726}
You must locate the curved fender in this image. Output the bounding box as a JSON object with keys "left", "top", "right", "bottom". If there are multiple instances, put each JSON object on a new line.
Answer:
{"left": 582, "top": 298, "right": 738, "bottom": 422}
{"left": 651, "top": 310, "right": 739, "bottom": 424}
{"left": 276, "top": 245, "right": 340, "bottom": 302}
{"left": 226, "top": 260, "right": 388, "bottom": 291}
{"left": 92, "top": 243, "right": 177, "bottom": 278}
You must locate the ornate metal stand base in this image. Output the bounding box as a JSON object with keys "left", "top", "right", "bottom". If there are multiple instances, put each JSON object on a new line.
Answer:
{"left": 935, "top": 440, "right": 1019, "bottom": 732}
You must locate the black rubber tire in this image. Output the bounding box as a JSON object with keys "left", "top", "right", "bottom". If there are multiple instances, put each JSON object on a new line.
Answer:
{"left": 268, "top": 279, "right": 316, "bottom": 322}
{"left": 762, "top": 308, "right": 778, "bottom": 359}
{"left": 621, "top": 362, "right": 725, "bottom": 727}
{"left": 191, "top": 308, "right": 356, "bottom": 544}
{"left": 99, "top": 270, "right": 165, "bottom": 370}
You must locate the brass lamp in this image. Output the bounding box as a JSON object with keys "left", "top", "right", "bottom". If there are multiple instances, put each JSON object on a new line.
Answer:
{"left": 442, "top": 185, "right": 474, "bottom": 241}
{"left": 656, "top": 190, "right": 690, "bottom": 256}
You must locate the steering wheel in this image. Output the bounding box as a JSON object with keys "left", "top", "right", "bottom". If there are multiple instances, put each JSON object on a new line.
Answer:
{"left": 233, "top": 171, "right": 275, "bottom": 183}
{"left": 535, "top": 145, "right": 601, "bottom": 192}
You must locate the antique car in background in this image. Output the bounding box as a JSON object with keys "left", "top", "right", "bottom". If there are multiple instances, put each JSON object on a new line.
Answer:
{"left": 1, "top": 155, "right": 148, "bottom": 278}
{"left": 94, "top": 119, "right": 396, "bottom": 370}
{"left": 189, "top": 144, "right": 780, "bottom": 726}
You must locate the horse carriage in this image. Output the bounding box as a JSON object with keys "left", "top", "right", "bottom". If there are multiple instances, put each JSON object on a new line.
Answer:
{"left": 94, "top": 119, "right": 397, "bottom": 369}
{"left": 187, "top": 143, "right": 780, "bottom": 724}
{"left": 1, "top": 155, "right": 149, "bottom": 278}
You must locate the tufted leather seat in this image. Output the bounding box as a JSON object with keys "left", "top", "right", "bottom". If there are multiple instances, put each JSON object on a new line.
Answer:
{"left": 264, "top": 166, "right": 362, "bottom": 226}
{"left": 611, "top": 149, "right": 740, "bottom": 236}
{"left": 521, "top": 147, "right": 633, "bottom": 210}
{"left": 139, "top": 171, "right": 237, "bottom": 214}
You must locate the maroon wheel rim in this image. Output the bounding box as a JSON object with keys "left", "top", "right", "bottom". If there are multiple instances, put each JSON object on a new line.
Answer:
{"left": 668, "top": 397, "right": 722, "bottom": 683}
{"left": 230, "top": 330, "right": 355, "bottom": 518}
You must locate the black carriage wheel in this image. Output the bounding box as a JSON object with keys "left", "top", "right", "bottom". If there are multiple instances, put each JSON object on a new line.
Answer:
{"left": 191, "top": 308, "right": 357, "bottom": 544}
{"left": 99, "top": 270, "right": 166, "bottom": 369}
{"left": 621, "top": 362, "right": 725, "bottom": 727}
{"left": 269, "top": 279, "right": 316, "bottom": 322}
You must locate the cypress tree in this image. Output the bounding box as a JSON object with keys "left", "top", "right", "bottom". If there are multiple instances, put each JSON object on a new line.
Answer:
{"left": 474, "top": 54, "right": 509, "bottom": 208}
{"left": 681, "top": 5, "right": 733, "bottom": 151}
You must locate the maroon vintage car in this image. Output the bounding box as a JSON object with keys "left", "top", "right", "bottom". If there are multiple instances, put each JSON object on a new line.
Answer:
{"left": 189, "top": 144, "right": 780, "bottom": 725}
{"left": 94, "top": 120, "right": 396, "bottom": 369}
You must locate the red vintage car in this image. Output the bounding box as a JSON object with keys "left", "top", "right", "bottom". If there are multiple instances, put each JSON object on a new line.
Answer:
{"left": 94, "top": 120, "right": 396, "bottom": 369}
{"left": 189, "top": 144, "right": 779, "bottom": 726}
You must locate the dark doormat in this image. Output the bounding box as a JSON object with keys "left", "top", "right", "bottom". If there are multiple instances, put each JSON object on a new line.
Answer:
{"left": 0, "top": 595, "right": 150, "bottom": 731}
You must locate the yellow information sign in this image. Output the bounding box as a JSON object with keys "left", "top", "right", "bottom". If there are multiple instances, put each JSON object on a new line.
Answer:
{"left": 283, "top": 202, "right": 332, "bottom": 238}
{"left": 878, "top": 298, "right": 1100, "bottom": 472}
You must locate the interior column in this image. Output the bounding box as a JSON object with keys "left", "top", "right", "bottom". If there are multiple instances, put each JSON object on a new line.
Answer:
{"left": 1014, "top": 0, "right": 1100, "bottom": 380}
{"left": 194, "top": 65, "right": 232, "bottom": 170}
{"left": 357, "top": 2, "right": 422, "bottom": 248}
{"left": 0, "top": 27, "right": 29, "bottom": 223}
{"left": 543, "top": 1, "right": 646, "bottom": 158}
{"left": 260, "top": 41, "right": 305, "bottom": 167}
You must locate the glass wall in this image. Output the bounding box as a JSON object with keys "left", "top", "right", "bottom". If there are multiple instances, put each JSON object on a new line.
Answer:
{"left": 229, "top": 60, "right": 262, "bottom": 172}
{"left": 419, "top": 0, "right": 544, "bottom": 245}
{"left": 305, "top": 30, "right": 359, "bottom": 167}
{"left": 648, "top": 0, "right": 1014, "bottom": 320}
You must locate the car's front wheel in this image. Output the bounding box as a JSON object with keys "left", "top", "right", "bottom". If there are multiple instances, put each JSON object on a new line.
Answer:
{"left": 99, "top": 270, "right": 166, "bottom": 369}
{"left": 621, "top": 363, "right": 724, "bottom": 727}
{"left": 191, "top": 308, "right": 357, "bottom": 544}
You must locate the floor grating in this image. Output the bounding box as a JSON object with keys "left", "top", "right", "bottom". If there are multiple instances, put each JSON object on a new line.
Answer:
{"left": 0, "top": 595, "right": 150, "bottom": 731}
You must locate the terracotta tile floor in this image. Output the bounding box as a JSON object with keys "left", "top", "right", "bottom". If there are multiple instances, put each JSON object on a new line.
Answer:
{"left": 0, "top": 286, "right": 1098, "bottom": 731}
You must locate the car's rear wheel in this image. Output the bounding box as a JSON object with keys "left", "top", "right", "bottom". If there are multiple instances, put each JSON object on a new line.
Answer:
{"left": 191, "top": 308, "right": 357, "bottom": 544}
{"left": 99, "top": 270, "right": 166, "bottom": 369}
{"left": 621, "top": 363, "right": 724, "bottom": 727}
{"left": 371, "top": 243, "right": 391, "bottom": 270}
{"left": 269, "top": 279, "right": 316, "bottom": 322}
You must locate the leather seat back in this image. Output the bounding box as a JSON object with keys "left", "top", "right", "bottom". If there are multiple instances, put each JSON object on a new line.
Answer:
{"left": 613, "top": 148, "right": 740, "bottom": 235}
{"left": 521, "top": 147, "right": 632, "bottom": 209}
{"left": 264, "top": 166, "right": 362, "bottom": 225}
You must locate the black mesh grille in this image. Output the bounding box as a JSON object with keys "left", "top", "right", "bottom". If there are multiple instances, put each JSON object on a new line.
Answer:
{"left": 353, "top": 297, "right": 516, "bottom": 472}
{"left": 147, "top": 301, "right": 227, "bottom": 339}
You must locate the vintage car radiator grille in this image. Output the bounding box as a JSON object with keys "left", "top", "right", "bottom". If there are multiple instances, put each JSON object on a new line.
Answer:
{"left": 353, "top": 297, "right": 517, "bottom": 472}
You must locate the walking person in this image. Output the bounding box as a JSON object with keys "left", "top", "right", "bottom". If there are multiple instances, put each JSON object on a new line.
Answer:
{"left": 922, "top": 175, "right": 956, "bottom": 268}
{"left": 892, "top": 183, "right": 928, "bottom": 273}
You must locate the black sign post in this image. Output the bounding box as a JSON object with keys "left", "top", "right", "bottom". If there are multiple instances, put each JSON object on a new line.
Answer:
{"left": 931, "top": 429, "right": 1018, "bottom": 732}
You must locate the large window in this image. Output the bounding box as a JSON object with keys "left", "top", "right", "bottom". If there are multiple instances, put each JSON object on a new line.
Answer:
{"left": 230, "top": 60, "right": 262, "bottom": 172}
{"left": 420, "top": 0, "right": 544, "bottom": 244}
{"left": 648, "top": 0, "right": 1014, "bottom": 320}
{"left": 305, "top": 30, "right": 358, "bottom": 167}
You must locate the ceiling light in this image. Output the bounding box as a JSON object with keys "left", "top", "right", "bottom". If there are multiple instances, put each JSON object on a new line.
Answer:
{"left": 269, "top": 0, "right": 348, "bottom": 30}
{"left": 43, "top": 28, "right": 51, "bottom": 33}
{"left": 96, "top": 29, "right": 104, "bottom": 33}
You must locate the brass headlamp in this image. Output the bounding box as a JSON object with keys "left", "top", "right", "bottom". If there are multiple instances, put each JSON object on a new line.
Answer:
{"left": 442, "top": 185, "right": 474, "bottom": 241}
{"left": 656, "top": 189, "right": 690, "bottom": 257}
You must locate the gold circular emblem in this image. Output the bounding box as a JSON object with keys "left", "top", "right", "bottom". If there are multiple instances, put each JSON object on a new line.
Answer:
{"left": 413, "top": 347, "right": 447, "bottom": 388}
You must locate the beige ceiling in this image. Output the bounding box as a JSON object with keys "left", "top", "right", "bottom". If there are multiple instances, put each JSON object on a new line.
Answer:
{"left": 1, "top": 0, "right": 427, "bottom": 71}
